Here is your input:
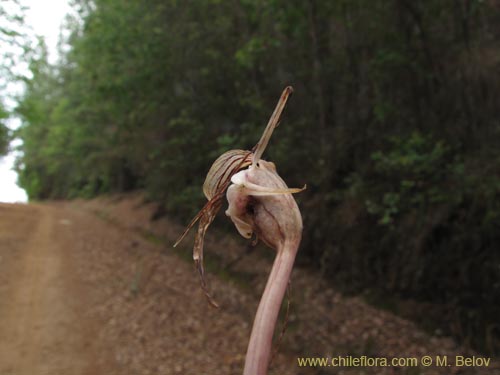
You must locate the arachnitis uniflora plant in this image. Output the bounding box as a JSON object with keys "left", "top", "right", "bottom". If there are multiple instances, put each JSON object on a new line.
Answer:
{"left": 174, "top": 86, "right": 305, "bottom": 375}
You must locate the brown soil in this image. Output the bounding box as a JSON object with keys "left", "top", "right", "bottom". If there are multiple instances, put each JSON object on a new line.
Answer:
{"left": 0, "top": 203, "right": 107, "bottom": 375}
{"left": 0, "top": 196, "right": 498, "bottom": 375}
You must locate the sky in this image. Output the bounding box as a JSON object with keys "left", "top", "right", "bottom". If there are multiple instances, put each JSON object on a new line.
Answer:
{"left": 0, "top": 0, "right": 71, "bottom": 203}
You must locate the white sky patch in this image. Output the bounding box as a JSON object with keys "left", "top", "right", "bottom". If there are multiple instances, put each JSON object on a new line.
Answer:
{"left": 23, "top": 0, "right": 73, "bottom": 64}
{"left": 0, "top": 153, "right": 27, "bottom": 203}
{"left": 0, "top": 0, "right": 71, "bottom": 203}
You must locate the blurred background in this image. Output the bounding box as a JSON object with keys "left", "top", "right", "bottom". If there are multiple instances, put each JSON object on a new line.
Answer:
{"left": 1, "top": 0, "right": 499, "bottom": 360}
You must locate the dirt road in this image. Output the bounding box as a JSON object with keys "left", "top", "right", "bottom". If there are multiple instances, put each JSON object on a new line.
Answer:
{"left": 0, "top": 199, "right": 497, "bottom": 375}
{"left": 0, "top": 203, "right": 104, "bottom": 375}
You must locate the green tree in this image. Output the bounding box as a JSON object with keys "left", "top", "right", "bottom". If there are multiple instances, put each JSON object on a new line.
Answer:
{"left": 0, "top": 0, "right": 27, "bottom": 155}
{"left": 0, "top": 102, "right": 9, "bottom": 155}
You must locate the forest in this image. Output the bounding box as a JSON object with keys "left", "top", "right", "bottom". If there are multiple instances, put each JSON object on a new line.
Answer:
{"left": 3, "top": 0, "right": 500, "bottom": 356}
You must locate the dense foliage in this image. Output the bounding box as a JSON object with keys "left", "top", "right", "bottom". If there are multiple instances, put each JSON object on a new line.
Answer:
{"left": 14, "top": 0, "right": 500, "bottom": 354}
{"left": 0, "top": 104, "right": 9, "bottom": 155}
{"left": 0, "top": 0, "right": 27, "bottom": 155}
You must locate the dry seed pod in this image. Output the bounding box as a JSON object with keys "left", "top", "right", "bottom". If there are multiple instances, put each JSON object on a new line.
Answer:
{"left": 174, "top": 86, "right": 303, "bottom": 310}
{"left": 175, "top": 86, "right": 304, "bottom": 375}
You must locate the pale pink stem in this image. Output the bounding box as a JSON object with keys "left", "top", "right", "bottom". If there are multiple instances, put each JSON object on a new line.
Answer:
{"left": 243, "top": 240, "right": 300, "bottom": 375}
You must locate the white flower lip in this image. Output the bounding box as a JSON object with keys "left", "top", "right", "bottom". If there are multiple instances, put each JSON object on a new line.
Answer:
{"left": 230, "top": 170, "right": 248, "bottom": 185}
